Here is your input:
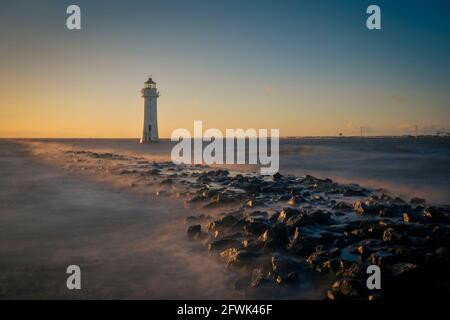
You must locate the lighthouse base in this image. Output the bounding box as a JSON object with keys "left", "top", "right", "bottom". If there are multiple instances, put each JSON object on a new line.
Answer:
{"left": 140, "top": 138, "right": 160, "bottom": 144}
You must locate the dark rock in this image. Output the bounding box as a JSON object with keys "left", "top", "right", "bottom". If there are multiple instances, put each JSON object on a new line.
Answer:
{"left": 207, "top": 215, "right": 238, "bottom": 231}
{"left": 258, "top": 224, "right": 289, "bottom": 249}
{"left": 277, "top": 207, "right": 300, "bottom": 223}
{"left": 187, "top": 224, "right": 201, "bottom": 238}
{"left": 316, "top": 258, "right": 341, "bottom": 273}
{"left": 310, "top": 210, "right": 334, "bottom": 225}
{"left": 244, "top": 220, "right": 269, "bottom": 236}
{"left": 328, "top": 277, "right": 367, "bottom": 299}
{"left": 343, "top": 189, "right": 367, "bottom": 197}
{"left": 271, "top": 254, "right": 298, "bottom": 275}
{"left": 369, "top": 251, "right": 397, "bottom": 267}
{"left": 410, "top": 197, "right": 426, "bottom": 205}
{"left": 423, "top": 206, "right": 450, "bottom": 223}
{"left": 287, "top": 195, "right": 304, "bottom": 205}
{"left": 208, "top": 239, "right": 242, "bottom": 251}
{"left": 382, "top": 228, "right": 404, "bottom": 243}
{"left": 251, "top": 268, "right": 267, "bottom": 287}
{"left": 273, "top": 172, "right": 283, "bottom": 180}
{"left": 332, "top": 201, "right": 353, "bottom": 211}
{"left": 276, "top": 272, "right": 299, "bottom": 284}
{"left": 219, "top": 248, "right": 259, "bottom": 266}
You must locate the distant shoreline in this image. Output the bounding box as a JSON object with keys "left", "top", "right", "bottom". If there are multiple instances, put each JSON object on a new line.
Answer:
{"left": 1, "top": 135, "right": 450, "bottom": 141}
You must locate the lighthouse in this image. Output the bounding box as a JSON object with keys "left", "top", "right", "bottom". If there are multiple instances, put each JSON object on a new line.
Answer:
{"left": 140, "top": 77, "right": 160, "bottom": 143}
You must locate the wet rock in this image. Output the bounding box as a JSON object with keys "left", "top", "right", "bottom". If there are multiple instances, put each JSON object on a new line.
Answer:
{"left": 277, "top": 207, "right": 300, "bottom": 223}
{"left": 423, "top": 206, "right": 450, "bottom": 223}
{"left": 343, "top": 188, "right": 367, "bottom": 197}
{"left": 336, "top": 262, "right": 365, "bottom": 278}
{"left": 241, "top": 239, "right": 265, "bottom": 252}
{"left": 244, "top": 221, "right": 269, "bottom": 236}
{"left": 187, "top": 224, "right": 201, "bottom": 238}
{"left": 276, "top": 272, "right": 299, "bottom": 284}
{"left": 316, "top": 258, "right": 341, "bottom": 273}
{"left": 287, "top": 195, "right": 304, "bottom": 205}
{"left": 258, "top": 224, "right": 289, "bottom": 249}
{"left": 393, "top": 197, "right": 406, "bottom": 205}
{"left": 207, "top": 215, "right": 238, "bottom": 231}
{"left": 208, "top": 238, "right": 242, "bottom": 251}
{"left": 251, "top": 268, "right": 268, "bottom": 287}
{"left": 352, "top": 201, "right": 372, "bottom": 215}
{"left": 327, "top": 277, "right": 367, "bottom": 300}
{"left": 309, "top": 210, "right": 334, "bottom": 225}
{"left": 411, "top": 197, "right": 426, "bottom": 205}
{"left": 382, "top": 228, "right": 404, "bottom": 243}
{"left": 219, "top": 248, "right": 259, "bottom": 266}
{"left": 407, "top": 224, "right": 430, "bottom": 237}
{"left": 367, "top": 224, "right": 385, "bottom": 239}
{"left": 332, "top": 201, "right": 353, "bottom": 211}
{"left": 272, "top": 172, "right": 283, "bottom": 180}
{"left": 271, "top": 254, "right": 298, "bottom": 275}
{"left": 369, "top": 250, "right": 397, "bottom": 267}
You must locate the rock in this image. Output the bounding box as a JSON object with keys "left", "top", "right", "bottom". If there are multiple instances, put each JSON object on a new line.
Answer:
{"left": 251, "top": 268, "right": 267, "bottom": 287}
{"left": 288, "top": 233, "right": 317, "bottom": 255}
{"left": 206, "top": 215, "right": 238, "bottom": 231}
{"left": 187, "top": 224, "right": 201, "bottom": 238}
{"left": 332, "top": 202, "right": 353, "bottom": 211}
{"left": 367, "top": 224, "right": 385, "bottom": 239}
{"left": 435, "top": 246, "right": 450, "bottom": 261}
{"left": 219, "top": 248, "right": 259, "bottom": 266}
{"left": 258, "top": 224, "right": 289, "bottom": 248}
{"left": 271, "top": 254, "right": 298, "bottom": 275}
{"left": 273, "top": 172, "right": 283, "bottom": 180}
{"left": 387, "top": 262, "right": 419, "bottom": 277}
{"left": 316, "top": 258, "right": 340, "bottom": 273}
{"left": 287, "top": 195, "right": 304, "bottom": 205}
{"left": 285, "top": 213, "right": 312, "bottom": 229}
{"left": 208, "top": 238, "right": 242, "bottom": 251}
{"left": 328, "top": 277, "right": 366, "bottom": 299}
{"left": 277, "top": 207, "right": 300, "bottom": 223}
{"left": 410, "top": 197, "right": 426, "bottom": 205}
{"left": 343, "top": 189, "right": 367, "bottom": 197}
{"left": 369, "top": 251, "right": 397, "bottom": 267}
{"left": 276, "top": 272, "right": 299, "bottom": 284}
{"left": 423, "top": 207, "right": 449, "bottom": 223}
{"left": 403, "top": 212, "right": 412, "bottom": 223}
{"left": 393, "top": 197, "right": 406, "bottom": 204}
{"left": 382, "top": 228, "right": 403, "bottom": 243}
{"left": 244, "top": 221, "right": 269, "bottom": 236}
{"left": 352, "top": 201, "right": 369, "bottom": 215}
{"left": 309, "top": 210, "right": 334, "bottom": 225}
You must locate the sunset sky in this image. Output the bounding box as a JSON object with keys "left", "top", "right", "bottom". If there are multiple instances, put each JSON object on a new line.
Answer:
{"left": 1, "top": 0, "right": 449, "bottom": 138}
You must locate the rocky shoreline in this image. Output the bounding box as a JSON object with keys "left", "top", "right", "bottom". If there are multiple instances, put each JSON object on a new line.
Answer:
{"left": 32, "top": 145, "right": 450, "bottom": 299}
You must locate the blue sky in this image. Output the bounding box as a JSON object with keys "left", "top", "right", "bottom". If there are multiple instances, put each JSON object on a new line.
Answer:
{"left": 0, "top": 0, "right": 449, "bottom": 137}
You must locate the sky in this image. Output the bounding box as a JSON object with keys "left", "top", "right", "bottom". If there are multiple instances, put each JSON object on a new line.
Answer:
{"left": 0, "top": 0, "right": 449, "bottom": 138}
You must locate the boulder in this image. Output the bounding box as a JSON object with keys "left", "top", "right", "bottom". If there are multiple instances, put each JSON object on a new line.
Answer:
{"left": 187, "top": 224, "right": 201, "bottom": 238}
{"left": 208, "top": 238, "right": 242, "bottom": 251}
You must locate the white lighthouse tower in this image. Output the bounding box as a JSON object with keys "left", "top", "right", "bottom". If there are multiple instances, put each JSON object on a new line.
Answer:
{"left": 140, "top": 77, "right": 160, "bottom": 143}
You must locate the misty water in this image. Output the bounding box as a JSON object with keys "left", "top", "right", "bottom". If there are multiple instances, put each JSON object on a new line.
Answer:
{"left": 0, "top": 138, "right": 449, "bottom": 299}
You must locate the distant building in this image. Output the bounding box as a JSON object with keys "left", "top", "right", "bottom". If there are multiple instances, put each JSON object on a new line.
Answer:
{"left": 140, "top": 77, "right": 160, "bottom": 143}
